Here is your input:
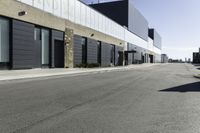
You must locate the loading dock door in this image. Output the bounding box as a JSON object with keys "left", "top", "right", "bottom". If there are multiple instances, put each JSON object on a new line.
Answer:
{"left": 54, "top": 40, "right": 64, "bottom": 68}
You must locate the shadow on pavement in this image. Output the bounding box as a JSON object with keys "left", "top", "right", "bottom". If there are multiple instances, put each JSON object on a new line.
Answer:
{"left": 196, "top": 67, "right": 200, "bottom": 70}
{"left": 193, "top": 64, "right": 200, "bottom": 67}
{"left": 159, "top": 82, "right": 200, "bottom": 93}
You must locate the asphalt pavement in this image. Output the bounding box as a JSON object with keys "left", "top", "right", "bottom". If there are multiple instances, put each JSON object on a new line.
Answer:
{"left": 0, "top": 63, "right": 200, "bottom": 133}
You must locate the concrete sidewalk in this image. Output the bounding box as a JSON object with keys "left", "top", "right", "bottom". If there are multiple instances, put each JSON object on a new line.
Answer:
{"left": 0, "top": 64, "right": 160, "bottom": 81}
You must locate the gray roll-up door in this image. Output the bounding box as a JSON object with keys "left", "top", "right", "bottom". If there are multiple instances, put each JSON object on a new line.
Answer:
{"left": 73, "top": 35, "right": 83, "bottom": 66}
{"left": 87, "top": 38, "right": 98, "bottom": 64}
{"left": 101, "top": 42, "right": 111, "bottom": 67}
{"left": 12, "top": 20, "right": 35, "bottom": 69}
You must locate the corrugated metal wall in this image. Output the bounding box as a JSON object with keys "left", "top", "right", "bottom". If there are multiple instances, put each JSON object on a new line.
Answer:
{"left": 153, "top": 30, "right": 162, "bottom": 49}
{"left": 148, "top": 29, "right": 162, "bottom": 50}
{"left": 128, "top": 0, "right": 148, "bottom": 41}
{"left": 90, "top": 1, "right": 128, "bottom": 29}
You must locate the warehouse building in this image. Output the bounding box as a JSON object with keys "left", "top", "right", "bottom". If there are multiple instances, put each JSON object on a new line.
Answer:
{"left": 148, "top": 29, "right": 162, "bottom": 63}
{"left": 193, "top": 48, "right": 200, "bottom": 64}
{"left": 161, "top": 54, "right": 169, "bottom": 63}
{"left": 0, "top": 0, "right": 161, "bottom": 70}
{"left": 90, "top": 0, "right": 162, "bottom": 65}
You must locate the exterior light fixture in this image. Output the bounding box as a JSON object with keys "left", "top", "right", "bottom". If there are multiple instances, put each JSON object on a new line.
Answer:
{"left": 18, "top": 11, "right": 27, "bottom": 16}
{"left": 90, "top": 33, "right": 94, "bottom": 37}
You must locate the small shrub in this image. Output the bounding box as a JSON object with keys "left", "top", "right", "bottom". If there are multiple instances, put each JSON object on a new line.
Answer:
{"left": 75, "top": 63, "right": 100, "bottom": 68}
{"left": 75, "top": 64, "right": 87, "bottom": 68}
{"left": 87, "top": 63, "right": 100, "bottom": 68}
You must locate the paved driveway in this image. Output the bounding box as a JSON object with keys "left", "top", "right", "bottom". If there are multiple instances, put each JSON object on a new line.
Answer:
{"left": 0, "top": 63, "right": 199, "bottom": 133}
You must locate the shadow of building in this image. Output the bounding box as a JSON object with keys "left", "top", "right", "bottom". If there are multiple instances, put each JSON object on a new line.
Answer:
{"left": 159, "top": 82, "right": 200, "bottom": 93}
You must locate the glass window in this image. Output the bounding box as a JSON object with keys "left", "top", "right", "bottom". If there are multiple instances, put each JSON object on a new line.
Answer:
{"left": 34, "top": 28, "right": 41, "bottom": 41}
{"left": 97, "top": 41, "right": 101, "bottom": 64}
{"left": 81, "top": 37, "right": 87, "bottom": 64}
{"left": 41, "top": 29, "right": 49, "bottom": 65}
{"left": 0, "top": 17, "right": 9, "bottom": 63}
{"left": 110, "top": 45, "right": 114, "bottom": 63}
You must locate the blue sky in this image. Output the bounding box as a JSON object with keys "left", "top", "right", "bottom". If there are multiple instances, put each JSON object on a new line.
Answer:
{"left": 82, "top": 0, "right": 200, "bottom": 60}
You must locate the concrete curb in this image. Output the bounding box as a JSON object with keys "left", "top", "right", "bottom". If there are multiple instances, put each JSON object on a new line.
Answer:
{"left": 0, "top": 68, "right": 129, "bottom": 82}
{"left": 0, "top": 64, "right": 160, "bottom": 82}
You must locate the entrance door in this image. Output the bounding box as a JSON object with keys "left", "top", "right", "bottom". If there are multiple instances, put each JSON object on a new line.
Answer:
{"left": 118, "top": 51, "right": 123, "bottom": 66}
{"left": 149, "top": 55, "right": 154, "bottom": 63}
{"left": 125, "top": 52, "right": 128, "bottom": 65}
{"left": 97, "top": 41, "right": 101, "bottom": 65}
{"left": 54, "top": 40, "right": 64, "bottom": 68}
{"left": 142, "top": 55, "right": 145, "bottom": 63}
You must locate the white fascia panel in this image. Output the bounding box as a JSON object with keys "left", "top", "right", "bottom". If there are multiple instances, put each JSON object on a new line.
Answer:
{"left": 147, "top": 37, "right": 154, "bottom": 52}
{"left": 80, "top": 3, "right": 86, "bottom": 26}
{"left": 53, "top": 0, "right": 61, "bottom": 16}
{"left": 153, "top": 46, "right": 162, "bottom": 55}
{"left": 21, "top": 0, "right": 33, "bottom": 5}
{"left": 61, "top": 0, "right": 69, "bottom": 20}
{"left": 68, "top": 0, "right": 75, "bottom": 22}
{"left": 90, "top": 10, "right": 95, "bottom": 29}
{"left": 94, "top": 11, "right": 99, "bottom": 32}
{"left": 75, "top": 1, "right": 81, "bottom": 24}
{"left": 125, "top": 30, "right": 148, "bottom": 50}
{"left": 44, "top": 0, "right": 53, "bottom": 13}
{"left": 98, "top": 14, "right": 103, "bottom": 32}
{"left": 85, "top": 7, "right": 91, "bottom": 28}
{"left": 34, "top": 0, "right": 44, "bottom": 10}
